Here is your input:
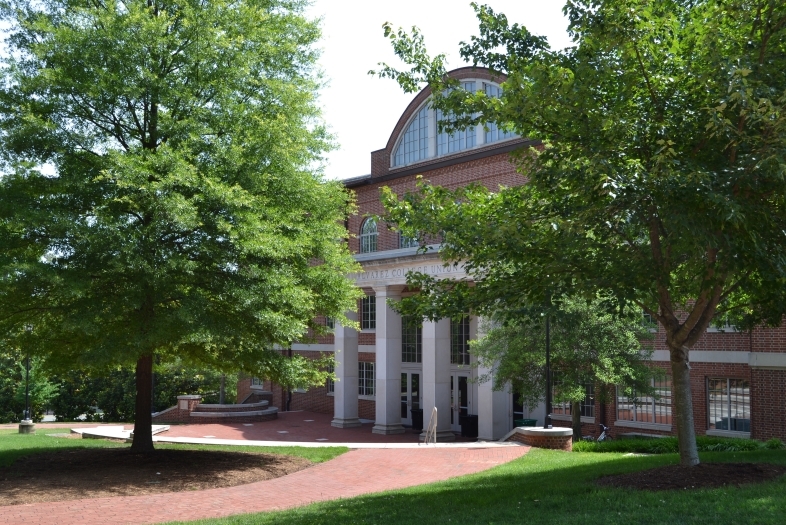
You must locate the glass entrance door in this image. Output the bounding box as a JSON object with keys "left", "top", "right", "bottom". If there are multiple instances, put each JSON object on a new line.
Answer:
{"left": 451, "top": 374, "right": 469, "bottom": 432}
{"left": 400, "top": 372, "right": 420, "bottom": 426}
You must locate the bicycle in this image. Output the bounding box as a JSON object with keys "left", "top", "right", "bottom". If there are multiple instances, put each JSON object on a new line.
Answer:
{"left": 583, "top": 424, "right": 613, "bottom": 442}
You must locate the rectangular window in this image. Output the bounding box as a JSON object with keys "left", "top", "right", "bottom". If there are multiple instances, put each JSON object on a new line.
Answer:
{"left": 401, "top": 316, "right": 422, "bottom": 363}
{"left": 642, "top": 311, "right": 657, "bottom": 331}
{"left": 708, "top": 378, "right": 750, "bottom": 432}
{"left": 359, "top": 361, "right": 375, "bottom": 397}
{"left": 251, "top": 377, "right": 263, "bottom": 386}
{"left": 399, "top": 232, "right": 419, "bottom": 249}
{"left": 326, "top": 364, "right": 334, "bottom": 394}
{"left": 552, "top": 382, "right": 595, "bottom": 418}
{"left": 361, "top": 295, "right": 376, "bottom": 330}
{"left": 706, "top": 314, "right": 737, "bottom": 333}
{"left": 450, "top": 316, "right": 471, "bottom": 365}
{"left": 325, "top": 317, "right": 335, "bottom": 330}
{"left": 616, "top": 377, "right": 672, "bottom": 425}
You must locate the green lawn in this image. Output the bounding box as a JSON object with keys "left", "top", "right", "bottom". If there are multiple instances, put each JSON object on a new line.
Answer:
{"left": 172, "top": 448, "right": 786, "bottom": 525}
{"left": 0, "top": 429, "right": 347, "bottom": 465}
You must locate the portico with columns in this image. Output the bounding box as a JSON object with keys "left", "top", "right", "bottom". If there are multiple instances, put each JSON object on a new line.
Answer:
{"left": 329, "top": 247, "right": 513, "bottom": 441}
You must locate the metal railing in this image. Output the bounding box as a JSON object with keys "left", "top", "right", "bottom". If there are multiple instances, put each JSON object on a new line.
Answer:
{"left": 420, "top": 407, "right": 438, "bottom": 445}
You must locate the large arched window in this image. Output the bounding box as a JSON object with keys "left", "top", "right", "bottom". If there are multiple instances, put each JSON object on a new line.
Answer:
{"left": 360, "top": 218, "right": 378, "bottom": 253}
{"left": 394, "top": 106, "right": 430, "bottom": 167}
{"left": 391, "top": 79, "right": 517, "bottom": 169}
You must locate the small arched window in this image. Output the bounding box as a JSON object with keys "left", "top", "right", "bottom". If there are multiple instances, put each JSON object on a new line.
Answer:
{"left": 360, "top": 218, "right": 378, "bottom": 253}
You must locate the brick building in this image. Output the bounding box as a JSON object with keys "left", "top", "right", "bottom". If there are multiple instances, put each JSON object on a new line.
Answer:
{"left": 240, "top": 67, "right": 786, "bottom": 442}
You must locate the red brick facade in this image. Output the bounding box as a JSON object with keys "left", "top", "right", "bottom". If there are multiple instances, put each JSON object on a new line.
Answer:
{"left": 253, "top": 66, "right": 786, "bottom": 443}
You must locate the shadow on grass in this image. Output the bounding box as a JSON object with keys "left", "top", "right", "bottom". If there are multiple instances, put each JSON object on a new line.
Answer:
{"left": 176, "top": 449, "right": 786, "bottom": 525}
{"left": 0, "top": 430, "right": 129, "bottom": 467}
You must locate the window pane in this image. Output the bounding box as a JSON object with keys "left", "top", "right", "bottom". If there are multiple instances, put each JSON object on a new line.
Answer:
{"left": 450, "top": 316, "right": 470, "bottom": 365}
{"left": 437, "top": 82, "right": 477, "bottom": 156}
{"left": 617, "top": 377, "right": 671, "bottom": 424}
{"left": 581, "top": 383, "right": 595, "bottom": 418}
{"left": 359, "top": 362, "right": 375, "bottom": 396}
{"left": 360, "top": 218, "right": 378, "bottom": 253}
{"left": 399, "top": 232, "right": 419, "bottom": 249}
{"left": 483, "top": 82, "right": 517, "bottom": 143}
{"left": 401, "top": 316, "right": 422, "bottom": 363}
{"left": 394, "top": 106, "right": 430, "bottom": 167}
{"left": 709, "top": 378, "right": 750, "bottom": 431}
{"left": 326, "top": 364, "right": 334, "bottom": 394}
{"left": 361, "top": 295, "right": 376, "bottom": 330}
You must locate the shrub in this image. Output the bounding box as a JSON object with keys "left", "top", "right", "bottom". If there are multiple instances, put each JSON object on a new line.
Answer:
{"left": 764, "top": 438, "right": 784, "bottom": 450}
{"left": 573, "top": 436, "right": 761, "bottom": 454}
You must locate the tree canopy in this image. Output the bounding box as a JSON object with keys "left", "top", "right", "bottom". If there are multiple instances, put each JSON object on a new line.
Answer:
{"left": 377, "top": 1, "right": 786, "bottom": 466}
{"left": 0, "top": 0, "right": 361, "bottom": 451}
{"left": 472, "top": 297, "right": 653, "bottom": 440}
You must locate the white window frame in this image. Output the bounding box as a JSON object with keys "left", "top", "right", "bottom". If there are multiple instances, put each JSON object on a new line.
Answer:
{"left": 450, "top": 316, "right": 471, "bottom": 365}
{"left": 401, "top": 316, "right": 422, "bottom": 363}
{"left": 399, "top": 231, "right": 419, "bottom": 249}
{"left": 359, "top": 361, "right": 375, "bottom": 398}
{"left": 359, "top": 217, "right": 378, "bottom": 253}
{"left": 361, "top": 295, "right": 376, "bottom": 331}
{"left": 706, "top": 314, "right": 738, "bottom": 333}
{"left": 551, "top": 382, "right": 596, "bottom": 424}
{"left": 615, "top": 377, "right": 673, "bottom": 431}
{"left": 706, "top": 377, "right": 750, "bottom": 438}
{"left": 326, "top": 364, "right": 334, "bottom": 395}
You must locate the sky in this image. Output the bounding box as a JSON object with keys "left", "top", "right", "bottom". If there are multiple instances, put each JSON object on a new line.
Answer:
{"left": 305, "top": 1, "right": 573, "bottom": 180}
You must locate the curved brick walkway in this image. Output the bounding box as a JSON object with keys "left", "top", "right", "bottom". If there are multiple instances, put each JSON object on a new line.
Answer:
{"left": 0, "top": 446, "right": 529, "bottom": 525}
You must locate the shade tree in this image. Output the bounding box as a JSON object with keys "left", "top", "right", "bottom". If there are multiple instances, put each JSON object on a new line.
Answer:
{"left": 376, "top": 1, "right": 786, "bottom": 465}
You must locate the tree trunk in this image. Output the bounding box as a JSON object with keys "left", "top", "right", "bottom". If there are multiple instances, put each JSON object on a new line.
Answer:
{"left": 131, "top": 353, "right": 155, "bottom": 453}
{"left": 571, "top": 401, "right": 582, "bottom": 442}
{"left": 669, "top": 346, "right": 699, "bottom": 466}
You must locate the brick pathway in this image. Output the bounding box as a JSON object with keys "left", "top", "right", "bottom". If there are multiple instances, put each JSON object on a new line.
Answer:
{"left": 0, "top": 446, "right": 529, "bottom": 525}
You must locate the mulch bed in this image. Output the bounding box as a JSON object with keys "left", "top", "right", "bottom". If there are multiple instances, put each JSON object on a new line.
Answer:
{"left": 596, "top": 462, "right": 786, "bottom": 491}
{"left": 0, "top": 447, "right": 312, "bottom": 505}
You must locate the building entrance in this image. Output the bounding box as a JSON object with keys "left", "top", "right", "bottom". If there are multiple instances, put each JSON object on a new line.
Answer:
{"left": 400, "top": 371, "right": 420, "bottom": 427}
{"left": 450, "top": 374, "right": 469, "bottom": 432}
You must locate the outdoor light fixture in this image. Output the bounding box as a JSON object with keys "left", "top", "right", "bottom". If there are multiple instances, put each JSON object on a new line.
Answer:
{"left": 23, "top": 324, "right": 32, "bottom": 422}
{"left": 18, "top": 324, "right": 35, "bottom": 434}
{"left": 544, "top": 312, "right": 553, "bottom": 430}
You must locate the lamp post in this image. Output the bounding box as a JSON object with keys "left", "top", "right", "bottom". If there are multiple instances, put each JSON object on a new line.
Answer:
{"left": 544, "top": 313, "right": 553, "bottom": 429}
{"left": 19, "top": 324, "right": 35, "bottom": 434}
{"left": 24, "top": 354, "right": 30, "bottom": 421}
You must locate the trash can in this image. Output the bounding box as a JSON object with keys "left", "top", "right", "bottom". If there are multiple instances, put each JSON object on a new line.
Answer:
{"left": 459, "top": 414, "right": 479, "bottom": 438}
{"left": 514, "top": 418, "right": 538, "bottom": 427}
{"left": 410, "top": 408, "right": 424, "bottom": 432}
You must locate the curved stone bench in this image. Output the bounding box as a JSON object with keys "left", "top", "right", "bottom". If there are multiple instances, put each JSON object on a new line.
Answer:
{"left": 502, "top": 426, "right": 573, "bottom": 451}
{"left": 193, "top": 401, "right": 269, "bottom": 413}
{"left": 188, "top": 407, "right": 279, "bottom": 424}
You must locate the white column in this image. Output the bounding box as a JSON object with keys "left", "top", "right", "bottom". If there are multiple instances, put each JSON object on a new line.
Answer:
{"left": 372, "top": 285, "right": 406, "bottom": 434}
{"left": 332, "top": 311, "right": 361, "bottom": 428}
{"left": 420, "top": 318, "right": 455, "bottom": 441}
{"left": 475, "top": 316, "right": 511, "bottom": 440}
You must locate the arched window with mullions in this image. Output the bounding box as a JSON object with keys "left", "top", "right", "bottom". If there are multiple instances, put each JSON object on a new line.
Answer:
{"left": 360, "top": 217, "right": 378, "bottom": 253}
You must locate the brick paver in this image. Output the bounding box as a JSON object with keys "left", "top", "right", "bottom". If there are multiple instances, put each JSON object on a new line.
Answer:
{"left": 0, "top": 446, "right": 529, "bottom": 525}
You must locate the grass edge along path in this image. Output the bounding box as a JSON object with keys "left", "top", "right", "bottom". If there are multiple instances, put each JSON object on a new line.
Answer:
{"left": 0, "top": 429, "right": 348, "bottom": 466}
{"left": 172, "top": 448, "right": 786, "bottom": 525}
